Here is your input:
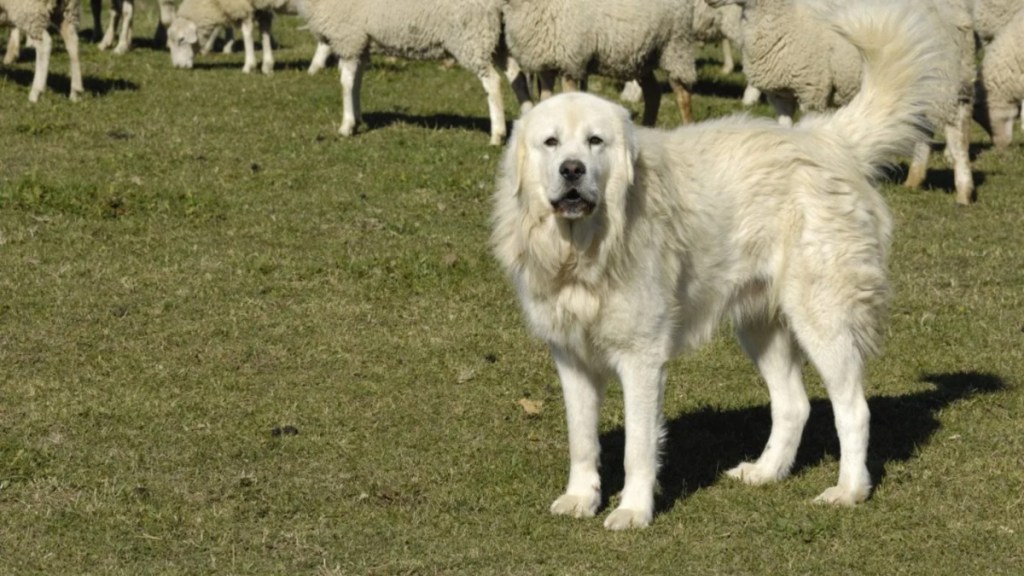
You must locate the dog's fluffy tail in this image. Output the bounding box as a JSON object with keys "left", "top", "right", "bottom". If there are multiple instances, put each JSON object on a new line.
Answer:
{"left": 811, "top": 0, "right": 958, "bottom": 179}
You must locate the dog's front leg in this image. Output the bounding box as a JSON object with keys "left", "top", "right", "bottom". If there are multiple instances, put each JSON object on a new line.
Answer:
{"left": 605, "top": 359, "right": 666, "bottom": 530}
{"left": 549, "top": 346, "right": 607, "bottom": 519}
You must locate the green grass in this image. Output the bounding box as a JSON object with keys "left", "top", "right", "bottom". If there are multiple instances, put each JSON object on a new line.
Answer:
{"left": 2, "top": 5, "right": 1023, "bottom": 574}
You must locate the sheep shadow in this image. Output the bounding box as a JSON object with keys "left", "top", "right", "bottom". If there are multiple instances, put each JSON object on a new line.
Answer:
{"left": 693, "top": 76, "right": 750, "bottom": 101}
{"left": 361, "top": 111, "right": 493, "bottom": 137}
{"left": 0, "top": 67, "right": 138, "bottom": 98}
{"left": 593, "top": 370, "right": 1006, "bottom": 513}
{"left": 274, "top": 59, "right": 321, "bottom": 73}
{"left": 191, "top": 61, "right": 252, "bottom": 72}
{"left": 883, "top": 157, "right": 989, "bottom": 202}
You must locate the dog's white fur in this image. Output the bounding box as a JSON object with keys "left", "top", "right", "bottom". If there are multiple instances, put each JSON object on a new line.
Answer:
{"left": 492, "top": 0, "right": 954, "bottom": 530}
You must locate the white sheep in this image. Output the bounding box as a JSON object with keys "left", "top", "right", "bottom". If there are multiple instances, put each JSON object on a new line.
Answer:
{"left": 707, "top": 0, "right": 974, "bottom": 204}
{"left": 503, "top": 0, "right": 698, "bottom": 125}
{"left": 0, "top": 0, "right": 83, "bottom": 102}
{"left": 705, "top": 0, "right": 861, "bottom": 126}
{"left": 973, "top": 0, "right": 1024, "bottom": 41}
{"left": 298, "top": 0, "right": 533, "bottom": 145}
{"left": 166, "top": 0, "right": 291, "bottom": 74}
{"left": 979, "top": 7, "right": 1024, "bottom": 148}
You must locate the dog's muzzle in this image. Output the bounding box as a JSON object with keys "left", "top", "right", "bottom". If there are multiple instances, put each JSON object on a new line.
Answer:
{"left": 552, "top": 159, "right": 596, "bottom": 219}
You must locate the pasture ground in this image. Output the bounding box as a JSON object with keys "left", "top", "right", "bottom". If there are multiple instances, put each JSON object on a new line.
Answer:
{"left": 1, "top": 5, "right": 1022, "bottom": 574}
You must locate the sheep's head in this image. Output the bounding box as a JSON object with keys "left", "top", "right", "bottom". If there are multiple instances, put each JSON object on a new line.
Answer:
{"left": 167, "top": 17, "right": 199, "bottom": 69}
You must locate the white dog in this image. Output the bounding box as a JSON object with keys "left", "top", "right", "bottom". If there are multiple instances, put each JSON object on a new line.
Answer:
{"left": 492, "top": 0, "right": 955, "bottom": 530}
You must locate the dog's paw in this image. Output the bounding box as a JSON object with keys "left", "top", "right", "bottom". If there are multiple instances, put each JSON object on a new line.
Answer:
{"left": 603, "top": 507, "right": 652, "bottom": 530}
{"left": 550, "top": 493, "right": 600, "bottom": 518}
{"left": 725, "top": 461, "right": 782, "bottom": 485}
{"left": 813, "top": 484, "right": 870, "bottom": 506}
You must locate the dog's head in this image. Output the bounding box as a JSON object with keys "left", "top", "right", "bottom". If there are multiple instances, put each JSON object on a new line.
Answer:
{"left": 499, "top": 93, "right": 639, "bottom": 222}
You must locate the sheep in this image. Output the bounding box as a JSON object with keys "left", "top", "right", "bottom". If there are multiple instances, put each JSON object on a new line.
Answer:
{"left": 707, "top": 0, "right": 975, "bottom": 204}
{"left": 166, "top": 0, "right": 292, "bottom": 74}
{"left": 705, "top": 0, "right": 860, "bottom": 126}
{"left": 502, "top": 0, "right": 698, "bottom": 126}
{"left": 0, "top": 0, "right": 83, "bottom": 102}
{"left": 978, "top": 7, "right": 1024, "bottom": 148}
{"left": 298, "top": 0, "right": 533, "bottom": 145}
{"left": 973, "top": 0, "right": 1024, "bottom": 41}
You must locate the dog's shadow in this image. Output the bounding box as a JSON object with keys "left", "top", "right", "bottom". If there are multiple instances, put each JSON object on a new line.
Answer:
{"left": 595, "top": 370, "right": 1006, "bottom": 513}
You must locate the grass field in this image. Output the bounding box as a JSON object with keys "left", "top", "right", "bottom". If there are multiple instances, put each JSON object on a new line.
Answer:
{"left": 1, "top": 5, "right": 1023, "bottom": 574}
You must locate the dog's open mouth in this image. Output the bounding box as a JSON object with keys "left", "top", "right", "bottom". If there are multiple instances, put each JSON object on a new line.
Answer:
{"left": 552, "top": 189, "right": 596, "bottom": 219}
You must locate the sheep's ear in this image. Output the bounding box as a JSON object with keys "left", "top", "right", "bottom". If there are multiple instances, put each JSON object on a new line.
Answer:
{"left": 183, "top": 21, "right": 198, "bottom": 45}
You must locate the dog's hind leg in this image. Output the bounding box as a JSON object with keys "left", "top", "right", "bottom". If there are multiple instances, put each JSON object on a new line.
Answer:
{"left": 604, "top": 359, "right": 666, "bottom": 530}
{"left": 727, "top": 320, "right": 809, "bottom": 485}
{"left": 549, "top": 346, "right": 607, "bottom": 520}
{"left": 795, "top": 328, "right": 872, "bottom": 506}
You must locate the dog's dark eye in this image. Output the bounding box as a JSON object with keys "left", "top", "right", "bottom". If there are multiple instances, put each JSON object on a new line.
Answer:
{"left": 544, "top": 137, "right": 559, "bottom": 147}
{"left": 588, "top": 136, "right": 604, "bottom": 146}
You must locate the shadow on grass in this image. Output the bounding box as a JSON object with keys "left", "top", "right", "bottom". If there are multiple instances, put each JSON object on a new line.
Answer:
{"left": 0, "top": 68, "right": 139, "bottom": 98}
{"left": 594, "top": 370, "right": 1007, "bottom": 514}
{"left": 882, "top": 155, "right": 991, "bottom": 203}
{"left": 362, "top": 111, "right": 493, "bottom": 137}
{"left": 640, "top": 75, "right": 750, "bottom": 102}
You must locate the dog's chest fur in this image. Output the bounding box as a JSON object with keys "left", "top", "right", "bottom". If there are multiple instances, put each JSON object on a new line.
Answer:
{"left": 518, "top": 241, "right": 605, "bottom": 354}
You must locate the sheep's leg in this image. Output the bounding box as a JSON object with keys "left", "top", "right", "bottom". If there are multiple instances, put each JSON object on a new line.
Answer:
{"left": 154, "top": 0, "right": 175, "bottom": 46}
{"left": 946, "top": 102, "right": 974, "bottom": 204}
{"left": 990, "top": 102, "right": 1017, "bottom": 149}
{"left": 199, "top": 27, "right": 219, "bottom": 55}
{"left": 113, "top": 0, "right": 133, "bottom": 55}
{"left": 720, "top": 38, "right": 735, "bottom": 75}
{"left": 502, "top": 56, "right": 533, "bottom": 115}
{"left": 638, "top": 72, "right": 662, "bottom": 126}
{"left": 768, "top": 92, "right": 796, "bottom": 127}
{"left": 98, "top": 0, "right": 120, "bottom": 50}
{"left": 308, "top": 41, "right": 331, "bottom": 75}
{"left": 4, "top": 28, "right": 20, "bottom": 65}
{"left": 240, "top": 16, "right": 257, "bottom": 73}
{"left": 478, "top": 64, "right": 507, "bottom": 145}
{"left": 619, "top": 80, "right": 642, "bottom": 103}
{"left": 338, "top": 58, "right": 364, "bottom": 136}
{"left": 27, "top": 31, "right": 52, "bottom": 103}
{"left": 91, "top": 0, "right": 104, "bottom": 43}
{"left": 904, "top": 140, "right": 930, "bottom": 190}
{"left": 221, "top": 28, "right": 237, "bottom": 54}
{"left": 256, "top": 11, "right": 274, "bottom": 74}
{"left": 60, "top": 19, "right": 84, "bottom": 101}
{"left": 742, "top": 85, "right": 762, "bottom": 107}
{"left": 561, "top": 76, "right": 581, "bottom": 92}
{"left": 538, "top": 70, "right": 557, "bottom": 100}
{"left": 669, "top": 77, "right": 693, "bottom": 124}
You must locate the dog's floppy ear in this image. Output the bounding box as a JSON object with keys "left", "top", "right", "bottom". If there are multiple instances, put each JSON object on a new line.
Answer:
{"left": 499, "top": 118, "right": 528, "bottom": 198}
{"left": 618, "top": 107, "right": 639, "bottom": 187}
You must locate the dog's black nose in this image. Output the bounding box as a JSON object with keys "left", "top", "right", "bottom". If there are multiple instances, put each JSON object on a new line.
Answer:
{"left": 559, "top": 159, "right": 586, "bottom": 182}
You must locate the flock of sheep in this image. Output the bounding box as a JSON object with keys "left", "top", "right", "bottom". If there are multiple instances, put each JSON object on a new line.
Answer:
{"left": 1, "top": 0, "right": 1023, "bottom": 203}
